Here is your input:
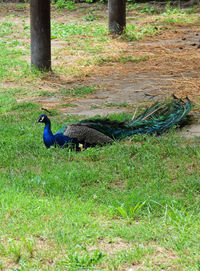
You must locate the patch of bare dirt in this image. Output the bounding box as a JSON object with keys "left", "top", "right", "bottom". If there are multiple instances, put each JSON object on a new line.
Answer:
{"left": 181, "top": 123, "right": 200, "bottom": 137}
{"left": 88, "top": 239, "right": 180, "bottom": 270}
{"left": 88, "top": 238, "right": 133, "bottom": 255}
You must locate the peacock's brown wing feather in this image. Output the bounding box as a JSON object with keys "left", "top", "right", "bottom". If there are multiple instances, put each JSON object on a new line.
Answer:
{"left": 63, "top": 123, "right": 114, "bottom": 147}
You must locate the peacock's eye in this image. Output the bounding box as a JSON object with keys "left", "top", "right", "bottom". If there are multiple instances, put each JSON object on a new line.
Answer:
{"left": 40, "top": 116, "right": 44, "bottom": 122}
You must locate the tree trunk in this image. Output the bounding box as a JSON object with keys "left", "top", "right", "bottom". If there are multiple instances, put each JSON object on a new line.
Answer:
{"left": 108, "top": 0, "right": 126, "bottom": 35}
{"left": 30, "top": 0, "right": 51, "bottom": 70}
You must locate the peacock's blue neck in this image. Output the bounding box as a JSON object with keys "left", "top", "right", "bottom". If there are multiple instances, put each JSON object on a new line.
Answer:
{"left": 43, "top": 121, "right": 55, "bottom": 148}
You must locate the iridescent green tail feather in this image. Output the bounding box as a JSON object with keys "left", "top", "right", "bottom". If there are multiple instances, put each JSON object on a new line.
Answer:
{"left": 123, "top": 96, "right": 192, "bottom": 137}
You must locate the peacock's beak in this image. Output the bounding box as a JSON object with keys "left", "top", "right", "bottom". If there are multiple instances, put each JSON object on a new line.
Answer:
{"left": 36, "top": 115, "right": 45, "bottom": 123}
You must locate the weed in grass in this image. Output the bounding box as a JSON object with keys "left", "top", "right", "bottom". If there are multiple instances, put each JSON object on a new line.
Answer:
{"left": 90, "top": 104, "right": 100, "bottom": 109}
{"left": 127, "top": 3, "right": 140, "bottom": 11}
{"left": 0, "top": 243, "right": 6, "bottom": 257}
{"left": 11, "top": 102, "right": 40, "bottom": 111}
{"left": 63, "top": 249, "right": 104, "bottom": 269}
{"left": 59, "top": 103, "right": 77, "bottom": 107}
{"left": 83, "top": 12, "right": 98, "bottom": 21}
{"left": 119, "top": 55, "right": 133, "bottom": 63}
{"left": 163, "top": 14, "right": 196, "bottom": 24}
{"left": 104, "top": 102, "right": 129, "bottom": 108}
{"left": 9, "top": 240, "right": 23, "bottom": 264}
{"left": 38, "top": 91, "right": 56, "bottom": 97}
{"left": 123, "top": 24, "right": 159, "bottom": 41}
{"left": 7, "top": 39, "right": 23, "bottom": 48}
{"left": 92, "top": 55, "right": 149, "bottom": 66}
{"left": 133, "top": 55, "right": 150, "bottom": 63}
{"left": 0, "top": 22, "right": 14, "bottom": 37}
{"left": 160, "top": 3, "right": 198, "bottom": 24}
{"left": 164, "top": 1, "right": 180, "bottom": 15}
{"left": 128, "top": 3, "right": 157, "bottom": 14}
{"left": 51, "top": 21, "right": 108, "bottom": 42}
{"left": 24, "top": 238, "right": 35, "bottom": 258}
{"left": 64, "top": 1, "right": 77, "bottom": 11}
{"left": 117, "top": 201, "right": 146, "bottom": 220}
{"left": 139, "top": 4, "right": 157, "bottom": 14}
{"left": 22, "top": 23, "right": 29, "bottom": 31}
{"left": 186, "top": 5, "right": 200, "bottom": 14}
{"left": 53, "top": 0, "right": 76, "bottom": 10}
{"left": 60, "top": 86, "right": 98, "bottom": 97}
{"left": 16, "top": 3, "right": 28, "bottom": 10}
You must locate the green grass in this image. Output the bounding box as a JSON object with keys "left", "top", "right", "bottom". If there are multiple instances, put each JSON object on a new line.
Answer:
{"left": 37, "top": 86, "right": 98, "bottom": 99}
{"left": 123, "top": 24, "right": 160, "bottom": 41}
{"left": 0, "top": 22, "right": 15, "bottom": 37}
{"left": 0, "top": 88, "right": 200, "bottom": 269}
{"left": 0, "top": 3, "right": 200, "bottom": 270}
{"left": 104, "top": 102, "right": 129, "bottom": 108}
{"left": 59, "top": 103, "right": 77, "bottom": 107}
{"left": 52, "top": 0, "right": 77, "bottom": 10}
{"left": 0, "top": 39, "right": 41, "bottom": 83}
{"left": 60, "top": 86, "right": 98, "bottom": 97}
{"left": 83, "top": 12, "right": 98, "bottom": 22}
{"left": 79, "top": 55, "right": 149, "bottom": 67}
{"left": 96, "top": 55, "right": 149, "bottom": 65}
{"left": 51, "top": 22, "right": 108, "bottom": 41}
{"left": 128, "top": 3, "right": 157, "bottom": 14}
{"left": 90, "top": 102, "right": 130, "bottom": 110}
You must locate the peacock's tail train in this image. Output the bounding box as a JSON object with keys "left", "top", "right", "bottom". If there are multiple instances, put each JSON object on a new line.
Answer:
{"left": 112, "top": 96, "right": 193, "bottom": 139}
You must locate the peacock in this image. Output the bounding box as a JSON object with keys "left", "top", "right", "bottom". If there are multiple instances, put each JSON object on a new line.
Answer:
{"left": 36, "top": 96, "right": 192, "bottom": 150}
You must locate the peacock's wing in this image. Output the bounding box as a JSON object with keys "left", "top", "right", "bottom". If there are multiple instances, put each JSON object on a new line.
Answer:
{"left": 63, "top": 123, "right": 114, "bottom": 147}
{"left": 78, "top": 118, "right": 128, "bottom": 139}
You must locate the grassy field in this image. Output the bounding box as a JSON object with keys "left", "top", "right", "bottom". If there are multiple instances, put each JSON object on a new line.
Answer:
{"left": 0, "top": 2, "right": 200, "bottom": 270}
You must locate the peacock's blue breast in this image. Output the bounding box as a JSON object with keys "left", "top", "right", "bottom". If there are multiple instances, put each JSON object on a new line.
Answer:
{"left": 43, "top": 133, "right": 55, "bottom": 148}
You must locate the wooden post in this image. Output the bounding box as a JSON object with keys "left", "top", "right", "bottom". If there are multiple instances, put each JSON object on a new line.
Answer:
{"left": 30, "top": 0, "right": 51, "bottom": 70}
{"left": 108, "top": 0, "right": 126, "bottom": 35}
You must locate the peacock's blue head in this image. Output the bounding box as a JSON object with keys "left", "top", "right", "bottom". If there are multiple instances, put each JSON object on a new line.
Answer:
{"left": 36, "top": 114, "right": 50, "bottom": 124}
